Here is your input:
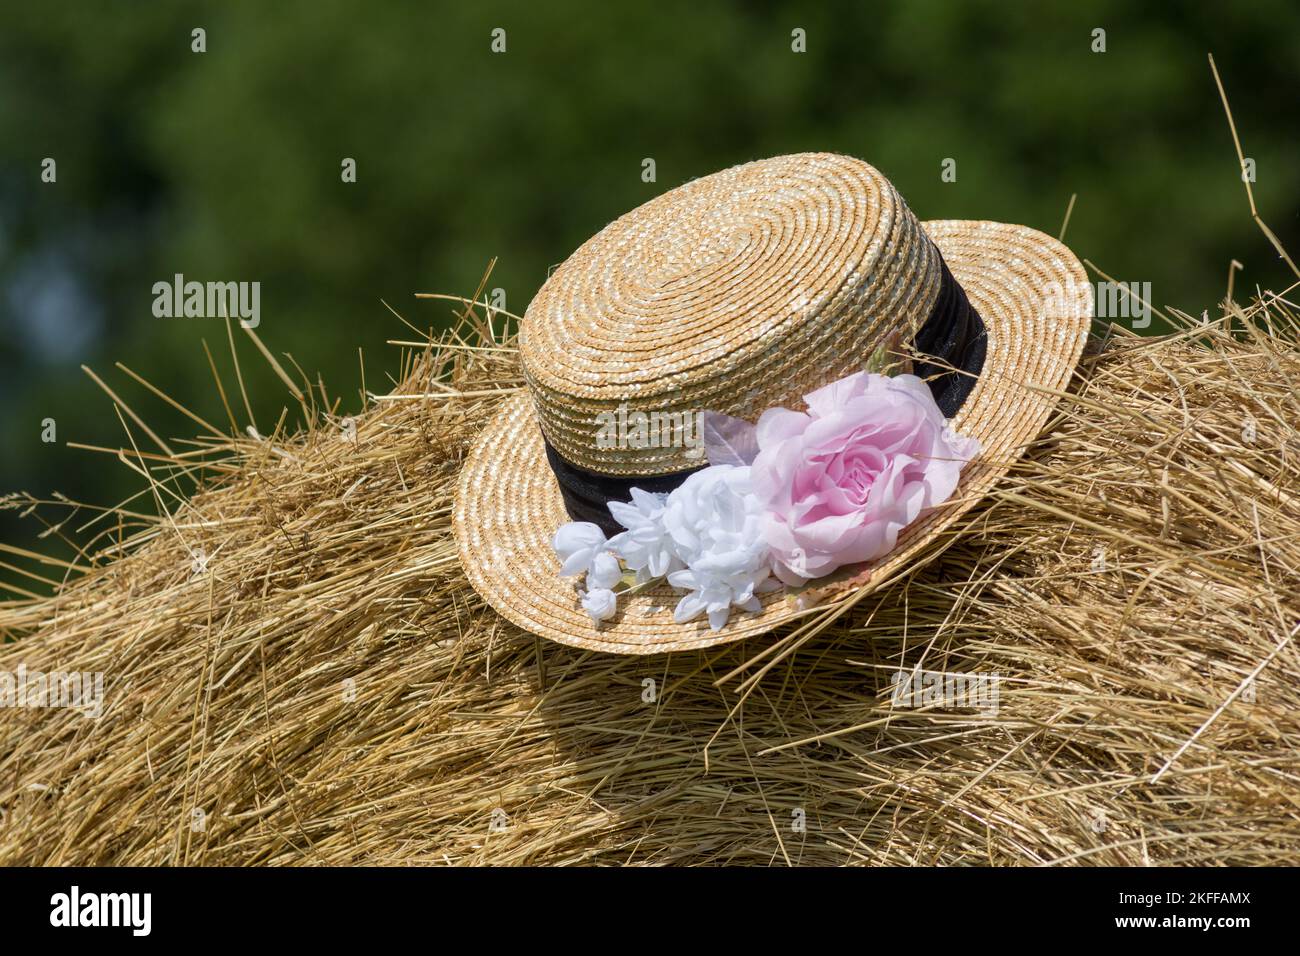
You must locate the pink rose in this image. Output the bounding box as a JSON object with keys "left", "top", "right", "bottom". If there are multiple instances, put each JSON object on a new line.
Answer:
{"left": 750, "top": 372, "right": 980, "bottom": 585}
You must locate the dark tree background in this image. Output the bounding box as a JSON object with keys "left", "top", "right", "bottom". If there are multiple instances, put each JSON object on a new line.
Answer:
{"left": 1, "top": 1, "right": 1297, "bottom": 584}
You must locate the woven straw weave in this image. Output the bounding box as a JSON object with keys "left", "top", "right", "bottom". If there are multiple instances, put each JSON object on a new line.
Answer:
{"left": 521, "top": 153, "right": 941, "bottom": 476}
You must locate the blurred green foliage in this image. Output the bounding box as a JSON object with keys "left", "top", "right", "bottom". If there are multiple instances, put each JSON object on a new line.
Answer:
{"left": 1, "top": 1, "right": 1298, "bottom": 579}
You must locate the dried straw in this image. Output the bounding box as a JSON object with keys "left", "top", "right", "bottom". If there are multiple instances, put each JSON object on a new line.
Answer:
{"left": 0, "top": 290, "right": 1297, "bottom": 865}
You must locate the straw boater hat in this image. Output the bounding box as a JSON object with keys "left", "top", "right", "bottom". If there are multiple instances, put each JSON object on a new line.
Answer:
{"left": 453, "top": 152, "right": 1091, "bottom": 654}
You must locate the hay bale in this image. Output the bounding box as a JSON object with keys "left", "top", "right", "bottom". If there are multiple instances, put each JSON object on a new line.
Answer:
{"left": 1, "top": 301, "right": 1297, "bottom": 866}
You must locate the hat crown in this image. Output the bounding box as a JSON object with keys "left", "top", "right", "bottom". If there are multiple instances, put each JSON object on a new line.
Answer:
{"left": 520, "top": 152, "right": 943, "bottom": 475}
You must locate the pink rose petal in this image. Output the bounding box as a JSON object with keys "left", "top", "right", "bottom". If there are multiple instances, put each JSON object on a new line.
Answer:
{"left": 751, "top": 371, "right": 980, "bottom": 584}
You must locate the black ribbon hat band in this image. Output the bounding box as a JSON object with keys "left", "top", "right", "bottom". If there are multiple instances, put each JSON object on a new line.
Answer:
{"left": 543, "top": 255, "right": 987, "bottom": 536}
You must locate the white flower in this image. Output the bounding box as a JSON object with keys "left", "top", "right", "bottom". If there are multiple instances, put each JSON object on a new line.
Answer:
{"left": 587, "top": 551, "right": 622, "bottom": 590}
{"left": 553, "top": 521, "right": 624, "bottom": 619}
{"left": 552, "top": 521, "right": 611, "bottom": 578}
{"left": 667, "top": 567, "right": 772, "bottom": 630}
{"left": 661, "top": 464, "right": 773, "bottom": 630}
{"left": 580, "top": 587, "right": 618, "bottom": 623}
{"left": 606, "top": 488, "right": 681, "bottom": 583}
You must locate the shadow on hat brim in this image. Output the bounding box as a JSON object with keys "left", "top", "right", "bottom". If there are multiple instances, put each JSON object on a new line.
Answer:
{"left": 452, "top": 220, "right": 1093, "bottom": 654}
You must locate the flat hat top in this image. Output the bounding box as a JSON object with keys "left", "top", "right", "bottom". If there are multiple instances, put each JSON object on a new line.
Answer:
{"left": 521, "top": 152, "right": 943, "bottom": 475}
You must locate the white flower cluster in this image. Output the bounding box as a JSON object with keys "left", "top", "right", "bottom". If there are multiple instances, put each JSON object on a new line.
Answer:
{"left": 552, "top": 465, "right": 778, "bottom": 630}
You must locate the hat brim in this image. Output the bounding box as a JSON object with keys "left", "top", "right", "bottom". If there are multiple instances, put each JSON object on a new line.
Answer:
{"left": 453, "top": 220, "right": 1092, "bottom": 654}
